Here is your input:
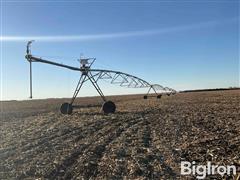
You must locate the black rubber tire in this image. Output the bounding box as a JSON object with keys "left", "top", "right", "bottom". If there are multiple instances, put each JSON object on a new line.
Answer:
{"left": 60, "top": 103, "right": 73, "bottom": 115}
{"left": 143, "top": 95, "right": 148, "bottom": 99}
{"left": 167, "top": 93, "right": 171, "bottom": 96}
{"left": 157, "top": 95, "right": 162, "bottom": 99}
{"left": 102, "top": 101, "right": 116, "bottom": 114}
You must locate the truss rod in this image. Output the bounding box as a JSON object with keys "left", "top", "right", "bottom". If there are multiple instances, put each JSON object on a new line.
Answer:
{"left": 87, "top": 72, "right": 106, "bottom": 102}
{"left": 70, "top": 74, "right": 87, "bottom": 105}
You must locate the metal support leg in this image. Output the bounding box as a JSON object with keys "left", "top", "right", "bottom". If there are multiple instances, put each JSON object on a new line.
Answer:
{"left": 152, "top": 86, "right": 162, "bottom": 99}
{"left": 87, "top": 72, "right": 107, "bottom": 102}
{"left": 70, "top": 74, "right": 87, "bottom": 105}
{"left": 144, "top": 85, "right": 161, "bottom": 99}
{"left": 151, "top": 86, "right": 159, "bottom": 96}
{"left": 146, "top": 86, "right": 152, "bottom": 96}
{"left": 29, "top": 61, "right": 32, "bottom": 99}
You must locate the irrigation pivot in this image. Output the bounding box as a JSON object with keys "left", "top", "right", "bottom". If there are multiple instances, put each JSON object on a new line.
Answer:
{"left": 25, "top": 41, "right": 176, "bottom": 114}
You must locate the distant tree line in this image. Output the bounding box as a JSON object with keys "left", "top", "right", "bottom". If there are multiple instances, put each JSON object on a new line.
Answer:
{"left": 180, "top": 87, "right": 240, "bottom": 93}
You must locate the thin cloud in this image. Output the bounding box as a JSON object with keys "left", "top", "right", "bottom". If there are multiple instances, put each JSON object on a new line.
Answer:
{"left": 0, "top": 17, "right": 237, "bottom": 42}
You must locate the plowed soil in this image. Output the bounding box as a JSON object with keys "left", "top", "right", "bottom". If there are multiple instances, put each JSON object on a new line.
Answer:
{"left": 0, "top": 90, "right": 239, "bottom": 179}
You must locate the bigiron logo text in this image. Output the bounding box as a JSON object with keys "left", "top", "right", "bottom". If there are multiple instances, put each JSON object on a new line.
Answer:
{"left": 181, "top": 161, "right": 236, "bottom": 179}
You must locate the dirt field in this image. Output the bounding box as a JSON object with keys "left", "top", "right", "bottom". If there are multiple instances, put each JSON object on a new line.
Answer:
{"left": 0, "top": 90, "right": 239, "bottom": 179}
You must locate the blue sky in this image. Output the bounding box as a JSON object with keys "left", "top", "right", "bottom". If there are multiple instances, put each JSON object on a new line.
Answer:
{"left": 0, "top": 1, "right": 239, "bottom": 100}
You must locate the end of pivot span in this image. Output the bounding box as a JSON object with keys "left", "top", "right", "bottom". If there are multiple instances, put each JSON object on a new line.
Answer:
{"left": 143, "top": 92, "right": 176, "bottom": 99}
{"left": 142, "top": 85, "right": 176, "bottom": 99}
{"left": 143, "top": 94, "right": 162, "bottom": 99}
{"left": 25, "top": 41, "right": 176, "bottom": 115}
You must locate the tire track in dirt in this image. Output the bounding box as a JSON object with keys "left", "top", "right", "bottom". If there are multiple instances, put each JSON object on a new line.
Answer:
{"left": 96, "top": 114, "right": 146, "bottom": 179}
{"left": 24, "top": 114, "right": 127, "bottom": 150}
{"left": 0, "top": 114, "right": 64, "bottom": 169}
{"left": 15, "top": 114, "right": 127, "bottom": 178}
{"left": 45, "top": 113, "right": 147, "bottom": 179}
{"left": 96, "top": 109, "right": 176, "bottom": 179}
{"left": 133, "top": 117, "right": 155, "bottom": 178}
{"left": 145, "top": 113, "right": 179, "bottom": 179}
{"left": 3, "top": 112, "right": 129, "bottom": 178}
{"left": 19, "top": 117, "right": 106, "bottom": 153}
{"left": 123, "top": 114, "right": 157, "bottom": 179}
{"left": 1, "top": 117, "right": 76, "bottom": 159}
{"left": 71, "top": 116, "right": 148, "bottom": 179}
{"left": 116, "top": 109, "right": 178, "bottom": 179}
{"left": 150, "top": 115, "right": 179, "bottom": 179}
{"left": 0, "top": 113, "right": 60, "bottom": 152}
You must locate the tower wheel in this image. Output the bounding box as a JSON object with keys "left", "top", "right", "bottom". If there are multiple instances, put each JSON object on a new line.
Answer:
{"left": 157, "top": 95, "right": 162, "bottom": 99}
{"left": 60, "top": 102, "right": 73, "bottom": 115}
{"left": 102, "top": 101, "right": 116, "bottom": 114}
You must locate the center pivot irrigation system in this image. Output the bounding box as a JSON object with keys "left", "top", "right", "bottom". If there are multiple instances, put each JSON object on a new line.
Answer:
{"left": 25, "top": 41, "right": 176, "bottom": 114}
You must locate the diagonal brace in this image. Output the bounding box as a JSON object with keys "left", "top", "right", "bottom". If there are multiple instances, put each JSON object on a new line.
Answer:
{"left": 70, "top": 74, "right": 87, "bottom": 105}
{"left": 87, "top": 72, "right": 107, "bottom": 102}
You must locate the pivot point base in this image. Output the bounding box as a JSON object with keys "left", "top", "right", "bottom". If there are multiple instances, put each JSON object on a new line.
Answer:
{"left": 60, "top": 103, "right": 73, "bottom": 115}
{"left": 102, "top": 101, "right": 116, "bottom": 114}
